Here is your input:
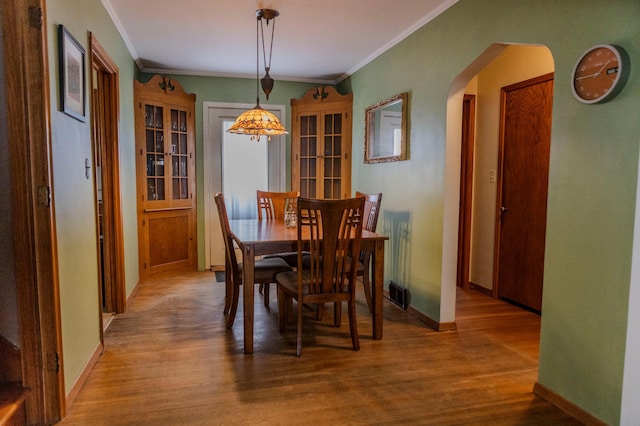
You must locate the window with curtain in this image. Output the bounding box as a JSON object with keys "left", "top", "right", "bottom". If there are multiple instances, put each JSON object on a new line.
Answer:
{"left": 222, "top": 120, "right": 268, "bottom": 219}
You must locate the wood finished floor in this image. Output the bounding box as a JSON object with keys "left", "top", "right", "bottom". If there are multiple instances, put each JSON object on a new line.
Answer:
{"left": 59, "top": 271, "right": 581, "bottom": 425}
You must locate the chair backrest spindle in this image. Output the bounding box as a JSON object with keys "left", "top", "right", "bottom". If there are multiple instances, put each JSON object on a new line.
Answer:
{"left": 355, "top": 191, "right": 382, "bottom": 232}
{"left": 257, "top": 190, "right": 300, "bottom": 221}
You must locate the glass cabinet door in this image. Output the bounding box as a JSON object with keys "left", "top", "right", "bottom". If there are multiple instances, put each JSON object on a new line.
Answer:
{"left": 170, "top": 108, "right": 189, "bottom": 201}
{"left": 145, "top": 104, "right": 165, "bottom": 201}
{"left": 295, "top": 111, "right": 344, "bottom": 199}
{"left": 298, "top": 114, "right": 318, "bottom": 198}
{"left": 143, "top": 104, "right": 192, "bottom": 205}
{"left": 322, "top": 111, "right": 343, "bottom": 199}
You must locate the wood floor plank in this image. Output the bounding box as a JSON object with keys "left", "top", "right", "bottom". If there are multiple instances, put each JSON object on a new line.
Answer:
{"left": 59, "top": 271, "right": 581, "bottom": 425}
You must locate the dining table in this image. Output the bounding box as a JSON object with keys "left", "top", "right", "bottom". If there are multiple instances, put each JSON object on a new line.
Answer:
{"left": 228, "top": 218, "right": 388, "bottom": 354}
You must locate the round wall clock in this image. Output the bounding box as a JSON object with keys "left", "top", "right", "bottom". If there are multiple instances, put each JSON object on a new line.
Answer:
{"left": 571, "top": 44, "right": 629, "bottom": 104}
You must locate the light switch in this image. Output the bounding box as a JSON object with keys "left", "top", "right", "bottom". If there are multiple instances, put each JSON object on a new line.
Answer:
{"left": 489, "top": 170, "right": 496, "bottom": 183}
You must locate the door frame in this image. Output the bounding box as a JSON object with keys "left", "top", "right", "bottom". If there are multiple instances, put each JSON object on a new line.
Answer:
{"left": 457, "top": 94, "right": 476, "bottom": 288}
{"left": 89, "top": 34, "right": 126, "bottom": 321}
{"left": 3, "top": 0, "right": 65, "bottom": 422}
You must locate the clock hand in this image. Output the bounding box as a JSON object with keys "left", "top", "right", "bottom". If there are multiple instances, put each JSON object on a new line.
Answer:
{"left": 597, "top": 60, "right": 611, "bottom": 75}
{"left": 576, "top": 60, "right": 612, "bottom": 81}
{"left": 575, "top": 72, "right": 599, "bottom": 80}
{"left": 576, "top": 60, "right": 613, "bottom": 81}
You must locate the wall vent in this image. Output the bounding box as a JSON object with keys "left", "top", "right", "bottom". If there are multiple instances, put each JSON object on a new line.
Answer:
{"left": 388, "top": 281, "right": 409, "bottom": 310}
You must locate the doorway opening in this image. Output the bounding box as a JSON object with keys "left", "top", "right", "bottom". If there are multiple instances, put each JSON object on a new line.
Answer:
{"left": 442, "top": 43, "right": 555, "bottom": 323}
{"left": 89, "top": 35, "right": 126, "bottom": 337}
{"left": 202, "top": 102, "right": 287, "bottom": 270}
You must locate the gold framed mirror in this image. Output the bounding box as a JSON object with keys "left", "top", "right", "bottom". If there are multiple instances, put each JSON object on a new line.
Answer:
{"left": 364, "top": 92, "right": 407, "bottom": 164}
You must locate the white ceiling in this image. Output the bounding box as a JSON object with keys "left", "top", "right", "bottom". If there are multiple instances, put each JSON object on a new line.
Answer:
{"left": 102, "top": 0, "right": 458, "bottom": 84}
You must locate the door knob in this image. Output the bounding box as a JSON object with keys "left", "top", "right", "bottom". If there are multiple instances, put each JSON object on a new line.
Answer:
{"left": 500, "top": 206, "right": 509, "bottom": 214}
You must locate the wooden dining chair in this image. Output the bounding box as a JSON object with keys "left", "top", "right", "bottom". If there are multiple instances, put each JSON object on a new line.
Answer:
{"left": 314, "top": 191, "right": 382, "bottom": 321}
{"left": 214, "top": 193, "right": 292, "bottom": 327}
{"left": 276, "top": 196, "right": 365, "bottom": 356}
{"left": 256, "top": 190, "right": 300, "bottom": 305}
{"left": 355, "top": 191, "right": 383, "bottom": 312}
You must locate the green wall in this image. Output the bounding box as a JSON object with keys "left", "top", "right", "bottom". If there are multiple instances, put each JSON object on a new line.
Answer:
{"left": 46, "top": 0, "right": 138, "bottom": 395}
{"left": 343, "top": 0, "right": 639, "bottom": 423}
{"left": 138, "top": 72, "right": 321, "bottom": 269}
{"left": 45, "top": 0, "right": 640, "bottom": 423}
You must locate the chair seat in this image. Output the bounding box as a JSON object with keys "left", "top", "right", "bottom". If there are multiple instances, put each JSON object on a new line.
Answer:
{"left": 277, "top": 270, "right": 350, "bottom": 295}
{"left": 242, "top": 257, "right": 292, "bottom": 282}
{"left": 301, "top": 255, "right": 364, "bottom": 274}
{"left": 263, "top": 252, "right": 300, "bottom": 268}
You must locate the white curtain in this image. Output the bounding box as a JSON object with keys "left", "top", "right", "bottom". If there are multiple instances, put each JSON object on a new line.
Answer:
{"left": 222, "top": 120, "right": 268, "bottom": 219}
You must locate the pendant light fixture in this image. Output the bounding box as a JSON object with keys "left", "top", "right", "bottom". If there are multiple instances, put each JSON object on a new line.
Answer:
{"left": 226, "top": 9, "right": 288, "bottom": 141}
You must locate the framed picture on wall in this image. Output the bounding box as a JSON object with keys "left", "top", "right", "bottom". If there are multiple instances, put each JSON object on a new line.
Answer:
{"left": 58, "top": 25, "right": 86, "bottom": 122}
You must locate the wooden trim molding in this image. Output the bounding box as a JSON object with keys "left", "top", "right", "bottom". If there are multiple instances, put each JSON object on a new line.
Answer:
{"left": 457, "top": 94, "right": 475, "bottom": 289}
{"left": 533, "top": 382, "right": 607, "bottom": 425}
{"left": 407, "top": 304, "right": 458, "bottom": 332}
{"left": 3, "top": 0, "right": 65, "bottom": 423}
{"left": 469, "top": 282, "right": 493, "bottom": 297}
{"left": 65, "top": 343, "right": 102, "bottom": 410}
{"left": 90, "top": 33, "right": 126, "bottom": 314}
{"left": 384, "top": 290, "right": 458, "bottom": 332}
{"left": 126, "top": 280, "right": 143, "bottom": 310}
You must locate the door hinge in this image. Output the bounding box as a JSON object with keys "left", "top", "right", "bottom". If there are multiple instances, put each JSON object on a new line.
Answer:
{"left": 37, "top": 185, "right": 51, "bottom": 207}
{"left": 28, "top": 7, "right": 43, "bottom": 28}
{"left": 47, "top": 352, "right": 60, "bottom": 372}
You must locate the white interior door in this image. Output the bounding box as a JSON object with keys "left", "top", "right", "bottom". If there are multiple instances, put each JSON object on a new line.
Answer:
{"left": 202, "top": 102, "right": 286, "bottom": 270}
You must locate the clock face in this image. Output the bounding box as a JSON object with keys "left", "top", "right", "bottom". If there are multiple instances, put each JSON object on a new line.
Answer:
{"left": 572, "top": 45, "right": 622, "bottom": 103}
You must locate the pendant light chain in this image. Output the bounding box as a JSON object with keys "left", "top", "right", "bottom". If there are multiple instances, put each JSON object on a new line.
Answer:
{"left": 255, "top": 16, "right": 260, "bottom": 105}
{"left": 260, "top": 16, "right": 275, "bottom": 75}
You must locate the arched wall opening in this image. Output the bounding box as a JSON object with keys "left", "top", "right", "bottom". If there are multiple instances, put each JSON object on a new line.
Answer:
{"left": 441, "top": 43, "right": 555, "bottom": 323}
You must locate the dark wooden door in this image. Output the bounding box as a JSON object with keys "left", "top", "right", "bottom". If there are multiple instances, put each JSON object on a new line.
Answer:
{"left": 496, "top": 73, "right": 553, "bottom": 312}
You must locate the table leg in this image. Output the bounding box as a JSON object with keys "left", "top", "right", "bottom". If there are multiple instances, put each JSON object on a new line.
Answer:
{"left": 243, "top": 244, "right": 255, "bottom": 354}
{"left": 372, "top": 239, "right": 384, "bottom": 339}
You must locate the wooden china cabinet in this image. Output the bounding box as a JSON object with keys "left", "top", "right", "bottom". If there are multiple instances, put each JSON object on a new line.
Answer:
{"left": 291, "top": 86, "right": 353, "bottom": 199}
{"left": 134, "top": 75, "right": 196, "bottom": 279}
